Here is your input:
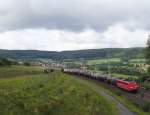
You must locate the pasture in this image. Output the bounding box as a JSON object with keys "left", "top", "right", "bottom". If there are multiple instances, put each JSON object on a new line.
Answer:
{"left": 0, "top": 66, "right": 44, "bottom": 79}
{"left": 87, "top": 58, "right": 121, "bottom": 65}
{"left": 111, "top": 73, "right": 139, "bottom": 80}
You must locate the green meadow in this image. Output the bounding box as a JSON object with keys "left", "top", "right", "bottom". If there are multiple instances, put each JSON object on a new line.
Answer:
{"left": 0, "top": 66, "right": 118, "bottom": 115}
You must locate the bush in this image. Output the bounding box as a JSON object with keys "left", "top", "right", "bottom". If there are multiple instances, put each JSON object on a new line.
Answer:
{"left": 61, "top": 68, "right": 64, "bottom": 72}
{"left": 0, "top": 58, "right": 12, "bottom": 66}
{"left": 44, "top": 69, "right": 55, "bottom": 73}
{"left": 115, "top": 91, "right": 122, "bottom": 96}
{"left": 142, "top": 82, "right": 150, "bottom": 90}
{"left": 12, "top": 61, "right": 19, "bottom": 65}
{"left": 141, "top": 102, "right": 150, "bottom": 112}
{"left": 148, "top": 67, "right": 150, "bottom": 76}
{"left": 23, "top": 62, "right": 31, "bottom": 66}
{"left": 44, "top": 69, "right": 49, "bottom": 73}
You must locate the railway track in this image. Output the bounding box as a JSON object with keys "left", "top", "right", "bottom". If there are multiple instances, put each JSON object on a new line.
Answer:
{"left": 72, "top": 76, "right": 136, "bottom": 115}
{"left": 63, "top": 69, "right": 150, "bottom": 103}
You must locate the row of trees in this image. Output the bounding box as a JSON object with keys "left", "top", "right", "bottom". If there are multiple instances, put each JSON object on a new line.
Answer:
{"left": 146, "top": 35, "right": 150, "bottom": 76}
{"left": 0, "top": 58, "right": 31, "bottom": 67}
{"left": 0, "top": 58, "right": 14, "bottom": 66}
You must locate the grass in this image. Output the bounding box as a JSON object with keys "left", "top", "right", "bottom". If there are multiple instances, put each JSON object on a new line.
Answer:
{"left": 87, "top": 58, "right": 146, "bottom": 65}
{"left": 79, "top": 78, "right": 150, "bottom": 115}
{"left": 142, "top": 82, "right": 150, "bottom": 90}
{"left": 0, "top": 66, "right": 118, "bottom": 115}
{"left": 107, "top": 90, "right": 150, "bottom": 115}
{"left": 0, "top": 65, "right": 44, "bottom": 79}
{"left": 129, "top": 59, "right": 146, "bottom": 63}
{"left": 87, "top": 58, "right": 121, "bottom": 65}
{"left": 111, "top": 73, "right": 139, "bottom": 80}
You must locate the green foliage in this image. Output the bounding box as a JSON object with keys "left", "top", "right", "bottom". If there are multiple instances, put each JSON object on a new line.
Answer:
{"left": 0, "top": 58, "right": 12, "bottom": 66}
{"left": 121, "top": 56, "right": 130, "bottom": 64}
{"left": 0, "top": 48, "right": 144, "bottom": 60}
{"left": 135, "top": 101, "right": 150, "bottom": 112}
{"left": 146, "top": 37, "right": 150, "bottom": 75}
{"left": 87, "top": 58, "right": 121, "bottom": 65}
{"left": 44, "top": 68, "right": 54, "bottom": 73}
{"left": 142, "top": 82, "right": 150, "bottom": 90}
{"left": 0, "top": 69, "right": 118, "bottom": 115}
{"left": 65, "top": 62, "right": 81, "bottom": 68}
{"left": 148, "top": 67, "right": 150, "bottom": 75}
{"left": 111, "top": 73, "right": 138, "bottom": 80}
{"left": 115, "top": 91, "right": 122, "bottom": 96}
{"left": 0, "top": 66, "right": 43, "bottom": 79}
{"left": 89, "top": 64, "right": 143, "bottom": 76}
{"left": 146, "top": 38, "right": 150, "bottom": 63}
{"left": 141, "top": 102, "right": 150, "bottom": 112}
{"left": 23, "top": 62, "right": 31, "bottom": 66}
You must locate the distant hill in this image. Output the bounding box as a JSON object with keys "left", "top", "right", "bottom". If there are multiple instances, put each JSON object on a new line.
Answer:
{"left": 0, "top": 48, "right": 145, "bottom": 60}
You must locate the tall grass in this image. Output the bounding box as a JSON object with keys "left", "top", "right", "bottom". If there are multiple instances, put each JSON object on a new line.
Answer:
{"left": 0, "top": 66, "right": 118, "bottom": 115}
{"left": 0, "top": 65, "right": 43, "bottom": 79}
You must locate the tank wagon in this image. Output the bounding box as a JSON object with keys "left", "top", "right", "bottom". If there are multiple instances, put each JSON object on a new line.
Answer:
{"left": 63, "top": 69, "right": 139, "bottom": 93}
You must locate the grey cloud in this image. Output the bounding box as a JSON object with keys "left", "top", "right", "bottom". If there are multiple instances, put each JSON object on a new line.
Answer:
{"left": 0, "top": 0, "right": 150, "bottom": 32}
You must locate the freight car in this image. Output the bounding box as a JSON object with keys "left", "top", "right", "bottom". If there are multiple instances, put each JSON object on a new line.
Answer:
{"left": 63, "top": 69, "right": 140, "bottom": 92}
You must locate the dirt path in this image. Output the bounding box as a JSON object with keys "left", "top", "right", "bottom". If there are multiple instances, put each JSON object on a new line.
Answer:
{"left": 72, "top": 76, "right": 136, "bottom": 115}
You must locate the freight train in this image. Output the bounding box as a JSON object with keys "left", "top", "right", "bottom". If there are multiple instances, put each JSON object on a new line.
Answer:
{"left": 63, "top": 69, "right": 140, "bottom": 93}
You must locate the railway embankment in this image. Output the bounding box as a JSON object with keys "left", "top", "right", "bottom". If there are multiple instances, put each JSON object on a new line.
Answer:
{"left": 64, "top": 71, "right": 150, "bottom": 115}
{"left": 72, "top": 76, "right": 136, "bottom": 115}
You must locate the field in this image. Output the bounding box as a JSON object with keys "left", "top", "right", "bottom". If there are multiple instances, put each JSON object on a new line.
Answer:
{"left": 111, "top": 73, "right": 139, "bottom": 80}
{"left": 0, "top": 66, "right": 44, "bottom": 78}
{"left": 129, "top": 59, "right": 146, "bottom": 63}
{"left": 87, "top": 58, "right": 121, "bottom": 65}
{"left": 0, "top": 66, "right": 118, "bottom": 115}
{"left": 86, "top": 58, "right": 146, "bottom": 65}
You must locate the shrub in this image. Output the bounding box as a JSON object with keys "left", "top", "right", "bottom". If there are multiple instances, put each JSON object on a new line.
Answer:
{"left": 23, "top": 62, "right": 31, "bottom": 66}
{"left": 115, "top": 91, "right": 122, "bottom": 96}
{"left": 44, "top": 69, "right": 49, "bottom": 73}
{"left": 44, "top": 69, "right": 55, "bottom": 73}
{"left": 0, "top": 58, "right": 12, "bottom": 66}
{"left": 141, "top": 102, "right": 150, "bottom": 112}
{"left": 142, "top": 82, "right": 150, "bottom": 90}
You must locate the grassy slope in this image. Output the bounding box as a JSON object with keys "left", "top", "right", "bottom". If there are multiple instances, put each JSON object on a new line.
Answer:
{"left": 0, "top": 66, "right": 118, "bottom": 115}
{"left": 99, "top": 85, "right": 150, "bottom": 115}
{"left": 75, "top": 76, "right": 149, "bottom": 115}
{"left": 0, "top": 66, "right": 44, "bottom": 78}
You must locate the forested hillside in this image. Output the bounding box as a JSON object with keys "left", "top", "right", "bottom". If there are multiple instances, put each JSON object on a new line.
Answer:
{"left": 0, "top": 48, "right": 145, "bottom": 60}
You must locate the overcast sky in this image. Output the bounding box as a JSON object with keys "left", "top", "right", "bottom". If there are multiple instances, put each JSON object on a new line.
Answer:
{"left": 0, "top": 0, "right": 149, "bottom": 51}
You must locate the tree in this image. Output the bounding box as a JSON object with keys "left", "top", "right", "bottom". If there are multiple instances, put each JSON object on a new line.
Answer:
{"left": 0, "top": 58, "right": 12, "bottom": 66}
{"left": 146, "top": 35, "right": 150, "bottom": 75}
{"left": 23, "top": 62, "right": 31, "bottom": 66}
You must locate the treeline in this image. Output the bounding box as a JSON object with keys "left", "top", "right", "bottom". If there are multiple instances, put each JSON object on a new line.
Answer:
{"left": 0, "top": 58, "right": 15, "bottom": 66}
{"left": 0, "top": 58, "right": 31, "bottom": 67}
{"left": 146, "top": 37, "right": 150, "bottom": 75}
{"left": 0, "top": 48, "right": 144, "bottom": 60}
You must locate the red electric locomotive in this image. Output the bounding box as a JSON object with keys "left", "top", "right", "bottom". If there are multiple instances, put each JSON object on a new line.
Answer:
{"left": 116, "top": 79, "right": 139, "bottom": 92}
